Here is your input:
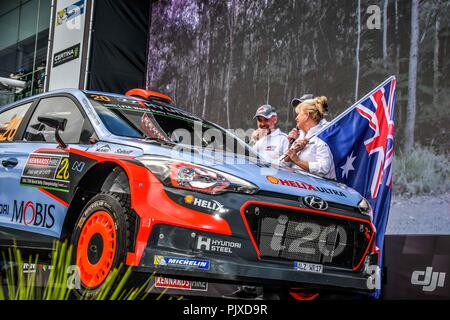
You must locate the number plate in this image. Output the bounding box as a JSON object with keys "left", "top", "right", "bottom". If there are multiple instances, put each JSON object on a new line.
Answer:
{"left": 294, "top": 261, "right": 323, "bottom": 273}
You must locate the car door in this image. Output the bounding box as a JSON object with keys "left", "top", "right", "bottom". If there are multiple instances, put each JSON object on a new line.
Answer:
{"left": 0, "top": 95, "right": 94, "bottom": 249}
{"left": 0, "top": 101, "right": 36, "bottom": 245}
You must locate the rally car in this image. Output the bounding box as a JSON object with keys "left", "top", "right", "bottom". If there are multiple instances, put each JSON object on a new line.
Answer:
{"left": 0, "top": 88, "right": 378, "bottom": 297}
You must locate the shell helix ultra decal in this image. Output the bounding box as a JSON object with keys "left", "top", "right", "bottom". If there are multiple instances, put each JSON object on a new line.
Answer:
{"left": 20, "top": 153, "right": 70, "bottom": 193}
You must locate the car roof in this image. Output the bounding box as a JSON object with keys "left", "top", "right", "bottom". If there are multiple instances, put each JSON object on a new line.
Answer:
{"left": 84, "top": 90, "right": 202, "bottom": 120}
{"left": 0, "top": 88, "right": 202, "bottom": 122}
{"left": 0, "top": 88, "right": 82, "bottom": 112}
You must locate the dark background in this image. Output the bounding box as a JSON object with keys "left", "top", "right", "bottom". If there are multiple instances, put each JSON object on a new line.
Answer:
{"left": 146, "top": 0, "right": 450, "bottom": 153}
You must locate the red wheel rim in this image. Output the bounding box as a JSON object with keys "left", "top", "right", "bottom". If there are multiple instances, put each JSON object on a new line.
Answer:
{"left": 76, "top": 210, "right": 117, "bottom": 288}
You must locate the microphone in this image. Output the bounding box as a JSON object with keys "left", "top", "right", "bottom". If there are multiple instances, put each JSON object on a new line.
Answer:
{"left": 289, "top": 127, "right": 298, "bottom": 145}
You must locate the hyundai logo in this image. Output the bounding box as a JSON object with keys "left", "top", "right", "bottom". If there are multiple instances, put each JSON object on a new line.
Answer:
{"left": 303, "top": 196, "right": 328, "bottom": 211}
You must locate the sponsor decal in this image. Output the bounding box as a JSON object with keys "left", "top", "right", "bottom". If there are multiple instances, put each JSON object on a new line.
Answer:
{"left": 265, "top": 175, "right": 347, "bottom": 197}
{"left": 21, "top": 153, "right": 70, "bottom": 192}
{"left": 10, "top": 200, "right": 55, "bottom": 229}
{"left": 53, "top": 44, "right": 81, "bottom": 68}
{"left": 71, "top": 161, "right": 85, "bottom": 172}
{"left": 184, "top": 195, "right": 225, "bottom": 212}
{"left": 184, "top": 195, "right": 195, "bottom": 204}
{"left": 115, "top": 148, "right": 134, "bottom": 155}
{"left": 411, "top": 267, "right": 446, "bottom": 292}
{"left": 23, "top": 263, "right": 54, "bottom": 274}
{"left": 23, "top": 263, "right": 36, "bottom": 274}
{"left": 0, "top": 203, "right": 9, "bottom": 216}
{"left": 154, "top": 276, "right": 208, "bottom": 291}
{"left": 95, "top": 144, "right": 111, "bottom": 153}
{"left": 266, "top": 175, "right": 280, "bottom": 184}
{"left": 28, "top": 156, "right": 59, "bottom": 167}
{"left": 153, "top": 255, "right": 210, "bottom": 270}
{"left": 196, "top": 236, "right": 241, "bottom": 254}
{"left": 56, "top": 0, "right": 85, "bottom": 26}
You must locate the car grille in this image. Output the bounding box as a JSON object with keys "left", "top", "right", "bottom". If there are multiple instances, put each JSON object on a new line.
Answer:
{"left": 243, "top": 204, "right": 373, "bottom": 270}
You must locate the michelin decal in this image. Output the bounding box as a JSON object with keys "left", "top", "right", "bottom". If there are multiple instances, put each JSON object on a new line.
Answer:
{"left": 153, "top": 255, "right": 210, "bottom": 270}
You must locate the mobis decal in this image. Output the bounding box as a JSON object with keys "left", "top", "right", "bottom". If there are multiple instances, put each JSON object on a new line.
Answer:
{"left": 21, "top": 153, "right": 70, "bottom": 192}
{"left": 266, "top": 176, "right": 347, "bottom": 197}
{"left": 10, "top": 200, "right": 55, "bottom": 229}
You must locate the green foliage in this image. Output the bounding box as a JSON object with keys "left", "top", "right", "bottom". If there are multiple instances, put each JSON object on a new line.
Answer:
{"left": 393, "top": 145, "right": 450, "bottom": 196}
{"left": 0, "top": 241, "right": 171, "bottom": 300}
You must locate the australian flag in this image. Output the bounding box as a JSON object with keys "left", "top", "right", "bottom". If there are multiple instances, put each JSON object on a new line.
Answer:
{"left": 318, "top": 76, "right": 396, "bottom": 297}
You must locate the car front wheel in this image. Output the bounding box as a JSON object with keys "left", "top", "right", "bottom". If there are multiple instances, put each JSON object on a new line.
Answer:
{"left": 71, "top": 192, "right": 132, "bottom": 297}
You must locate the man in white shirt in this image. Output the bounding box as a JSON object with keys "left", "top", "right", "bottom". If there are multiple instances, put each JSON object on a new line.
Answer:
{"left": 250, "top": 104, "right": 289, "bottom": 165}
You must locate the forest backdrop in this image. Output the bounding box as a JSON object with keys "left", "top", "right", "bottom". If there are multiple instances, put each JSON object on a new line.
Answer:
{"left": 147, "top": 0, "right": 450, "bottom": 156}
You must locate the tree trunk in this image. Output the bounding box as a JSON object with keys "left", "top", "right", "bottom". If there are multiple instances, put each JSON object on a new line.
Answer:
{"left": 194, "top": 36, "right": 201, "bottom": 114}
{"left": 355, "top": 0, "right": 361, "bottom": 102}
{"left": 433, "top": 6, "right": 441, "bottom": 109}
{"left": 383, "top": 0, "right": 388, "bottom": 65}
{"left": 405, "top": 0, "right": 419, "bottom": 152}
{"left": 225, "top": 0, "right": 236, "bottom": 129}
{"left": 395, "top": 0, "right": 401, "bottom": 125}
{"left": 201, "top": 9, "right": 211, "bottom": 119}
{"left": 266, "top": 51, "right": 270, "bottom": 104}
{"left": 395, "top": 0, "right": 400, "bottom": 75}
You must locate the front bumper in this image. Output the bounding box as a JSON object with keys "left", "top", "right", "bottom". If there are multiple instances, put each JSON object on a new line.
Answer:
{"left": 137, "top": 248, "right": 375, "bottom": 293}
{"left": 131, "top": 186, "right": 376, "bottom": 294}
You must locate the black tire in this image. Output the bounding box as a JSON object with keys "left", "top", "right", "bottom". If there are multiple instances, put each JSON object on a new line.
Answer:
{"left": 70, "top": 192, "right": 133, "bottom": 298}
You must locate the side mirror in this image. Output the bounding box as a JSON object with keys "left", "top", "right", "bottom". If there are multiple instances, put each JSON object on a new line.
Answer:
{"left": 37, "top": 116, "right": 68, "bottom": 149}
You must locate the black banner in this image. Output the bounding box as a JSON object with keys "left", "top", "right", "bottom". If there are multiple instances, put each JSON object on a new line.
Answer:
{"left": 87, "top": 0, "right": 150, "bottom": 93}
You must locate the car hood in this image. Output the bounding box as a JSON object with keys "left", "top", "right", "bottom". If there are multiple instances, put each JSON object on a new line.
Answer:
{"left": 103, "top": 137, "right": 363, "bottom": 207}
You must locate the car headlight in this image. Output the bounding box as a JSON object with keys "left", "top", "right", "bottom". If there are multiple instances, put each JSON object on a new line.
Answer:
{"left": 357, "top": 198, "right": 373, "bottom": 220}
{"left": 137, "top": 156, "right": 259, "bottom": 195}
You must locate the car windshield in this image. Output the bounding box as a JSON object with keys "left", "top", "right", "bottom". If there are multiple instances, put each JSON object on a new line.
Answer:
{"left": 87, "top": 93, "right": 258, "bottom": 159}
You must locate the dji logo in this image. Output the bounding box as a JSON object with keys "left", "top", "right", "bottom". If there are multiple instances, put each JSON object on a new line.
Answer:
{"left": 411, "top": 267, "right": 446, "bottom": 292}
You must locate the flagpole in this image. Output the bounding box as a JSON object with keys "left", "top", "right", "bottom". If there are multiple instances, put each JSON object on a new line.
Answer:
{"left": 310, "top": 76, "right": 396, "bottom": 138}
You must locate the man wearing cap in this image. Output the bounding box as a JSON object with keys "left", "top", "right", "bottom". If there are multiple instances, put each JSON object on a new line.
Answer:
{"left": 250, "top": 104, "right": 289, "bottom": 165}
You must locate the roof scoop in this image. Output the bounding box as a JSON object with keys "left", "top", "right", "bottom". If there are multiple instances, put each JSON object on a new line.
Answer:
{"left": 125, "top": 88, "right": 172, "bottom": 104}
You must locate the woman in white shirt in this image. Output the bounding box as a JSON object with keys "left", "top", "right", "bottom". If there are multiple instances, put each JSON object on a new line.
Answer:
{"left": 281, "top": 96, "right": 336, "bottom": 179}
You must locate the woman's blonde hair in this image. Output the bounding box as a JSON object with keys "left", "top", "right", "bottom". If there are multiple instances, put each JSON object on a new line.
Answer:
{"left": 295, "top": 96, "right": 328, "bottom": 123}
